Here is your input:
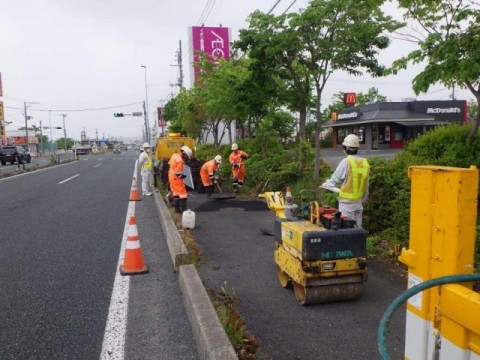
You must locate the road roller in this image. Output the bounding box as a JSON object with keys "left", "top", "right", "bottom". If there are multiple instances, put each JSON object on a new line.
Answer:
{"left": 261, "top": 189, "right": 368, "bottom": 305}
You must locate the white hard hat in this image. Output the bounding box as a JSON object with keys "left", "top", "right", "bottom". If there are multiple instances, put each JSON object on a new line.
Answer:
{"left": 342, "top": 134, "right": 360, "bottom": 148}
{"left": 181, "top": 145, "right": 193, "bottom": 158}
{"left": 231, "top": 143, "right": 239, "bottom": 150}
{"left": 143, "top": 142, "right": 151, "bottom": 148}
{"left": 214, "top": 155, "right": 222, "bottom": 163}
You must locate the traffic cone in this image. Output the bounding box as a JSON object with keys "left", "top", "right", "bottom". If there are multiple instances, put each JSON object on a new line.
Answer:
{"left": 119, "top": 216, "right": 149, "bottom": 275}
{"left": 129, "top": 177, "right": 141, "bottom": 201}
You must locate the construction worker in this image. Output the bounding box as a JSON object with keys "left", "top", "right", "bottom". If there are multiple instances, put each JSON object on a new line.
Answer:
{"left": 138, "top": 142, "right": 154, "bottom": 196}
{"left": 200, "top": 155, "right": 222, "bottom": 197}
{"left": 168, "top": 145, "right": 193, "bottom": 213}
{"left": 320, "top": 134, "right": 370, "bottom": 227}
{"left": 229, "top": 143, "right": 249, "bottom": 190}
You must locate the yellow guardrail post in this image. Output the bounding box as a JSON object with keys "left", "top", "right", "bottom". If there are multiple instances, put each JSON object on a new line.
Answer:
{"left": 398, "top": 165, "right": 479, "bottom": 359}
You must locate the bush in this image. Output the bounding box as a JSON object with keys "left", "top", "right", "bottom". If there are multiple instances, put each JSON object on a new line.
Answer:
{"left": 365, "top": 124, "right": 480, "bottom": 253}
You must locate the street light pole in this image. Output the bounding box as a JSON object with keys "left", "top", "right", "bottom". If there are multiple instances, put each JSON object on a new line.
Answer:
{"left": 141, "top": 65, "right": 150, "bottom": 144}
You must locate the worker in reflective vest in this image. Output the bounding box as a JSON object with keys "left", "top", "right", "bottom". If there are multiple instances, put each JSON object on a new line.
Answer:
{"left": 138, "top": 142, "right": 154, "bottom": 197}
{"left": 168, "top": 145, "right": 192, "bottom": 213}
{"left": 200, "top": 155, "right": 222, "bottom": 197}
{"left": 320, "top": 134, "right": 370, "bottom": 227}
{"left": 229, "top": 143, "right": 249, "bottom": 190}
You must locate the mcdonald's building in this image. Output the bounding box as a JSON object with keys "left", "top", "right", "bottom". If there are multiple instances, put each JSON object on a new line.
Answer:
{"left": 323, "top": 100, "right": 468, "bottom": 149}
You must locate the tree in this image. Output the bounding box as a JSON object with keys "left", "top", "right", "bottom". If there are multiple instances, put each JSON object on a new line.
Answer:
{"left": 393, "top": 0, "right": 480, "bottom": 142}
{"left": 162, "top": 97, "right": 178, "bottom": 123}
{"left": 291, "top": 0, "right": 403, "bottom": 180}
{"left": 55, "top": 138, "right": 74, "bottom": 150}
{"left": 235, "top": 11, "right": 313, "bottom": 141}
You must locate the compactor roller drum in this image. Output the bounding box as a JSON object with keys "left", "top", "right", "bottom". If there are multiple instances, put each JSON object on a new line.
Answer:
{"left": 272, "top": 211, "right": 368, "bottom": 306}
{"left": 292, "top": 277, "right": 364, "bottom": 305}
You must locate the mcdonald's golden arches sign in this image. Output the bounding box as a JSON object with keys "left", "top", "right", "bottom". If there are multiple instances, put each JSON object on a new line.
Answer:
{"left": 343, "top": 92, "right": 357, "bottom": 106}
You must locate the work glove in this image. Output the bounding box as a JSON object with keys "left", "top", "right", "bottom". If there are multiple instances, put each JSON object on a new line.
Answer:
{"left": 240, "top": 154, "right": 248, "bottom": 160}
{"left": 179, "top": 173, "right": 187, "bottom": 179}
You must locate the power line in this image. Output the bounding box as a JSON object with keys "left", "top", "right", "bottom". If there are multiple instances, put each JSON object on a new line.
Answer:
{"left": 268, "top": 0, "right": 282, "bottom": 14}
{"left": 4, "top": 102, "right": 143, "bottom": 112}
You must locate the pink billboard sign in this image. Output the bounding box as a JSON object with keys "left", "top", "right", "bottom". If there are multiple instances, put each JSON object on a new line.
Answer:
{"left": 191, "top": 26, "right": 230, "bottom": 81}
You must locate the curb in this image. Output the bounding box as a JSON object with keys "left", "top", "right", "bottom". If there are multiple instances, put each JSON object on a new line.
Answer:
{"left": 153, "top": 190, "right": 238, "bottom": 360}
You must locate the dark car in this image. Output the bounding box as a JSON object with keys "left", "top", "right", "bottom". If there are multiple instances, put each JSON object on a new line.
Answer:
{"left": 0, "top": 145, "right": 32, "bottom": 165}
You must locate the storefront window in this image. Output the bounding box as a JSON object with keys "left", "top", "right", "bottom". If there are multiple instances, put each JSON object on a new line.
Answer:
{"left": 378, "top": 125, "right": 391, "bottom": 144}
{"left": 337, "top": 128, "right": 348, "bottom": 144}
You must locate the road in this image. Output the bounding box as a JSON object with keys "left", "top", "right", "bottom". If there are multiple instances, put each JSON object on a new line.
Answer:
{"left": 0, "top": 148, "right": 407, "bottom": 359}
{"left": 0, "top": 150, "right": 197, "bottom": 360}
{"left": 187, "top": 190, "right": 407, "bottom": 359}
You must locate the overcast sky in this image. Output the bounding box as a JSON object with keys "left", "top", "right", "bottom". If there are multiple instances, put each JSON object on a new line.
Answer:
{"left": 0, "top": 0, "right": 472, "bottom": 142}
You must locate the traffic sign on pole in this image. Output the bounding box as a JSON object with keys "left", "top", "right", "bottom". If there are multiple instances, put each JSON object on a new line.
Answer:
{"left": 132, "top": 112, "right": 143, "bottom": 117}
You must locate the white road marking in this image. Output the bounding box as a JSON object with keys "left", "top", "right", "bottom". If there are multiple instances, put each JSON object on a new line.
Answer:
{"left": 94, "top": 163, "right": 102, "bottom": 168}
{"left": 58, "top": 174, "right": 80, "bottom": 184}
{"left": 100, "top": 165, "right": 138, "bottom": 360}
{"left": 100, "top": 200, "right": 135, "bottom": 360}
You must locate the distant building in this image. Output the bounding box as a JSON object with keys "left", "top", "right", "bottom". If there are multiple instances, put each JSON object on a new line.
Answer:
{"left": 4, "top": 129, "right": 39, "bottom": 154}
{"left": 323, "top": 100, "right": 467, "bottom": 149}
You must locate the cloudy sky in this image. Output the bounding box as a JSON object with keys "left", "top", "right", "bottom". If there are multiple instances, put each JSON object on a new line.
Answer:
{"left": 0, "top": 0, "right": 472, "bottom": 142}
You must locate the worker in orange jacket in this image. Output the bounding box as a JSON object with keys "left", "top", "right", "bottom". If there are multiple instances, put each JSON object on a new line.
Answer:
{"left": 168, "top": 145, "right": 193, "bottom": 213}
{"left": 200, "top": 155, "right": 222, "bottom": 197}
{"left": 229, "top": 143, "right": 249, "bottom": 190}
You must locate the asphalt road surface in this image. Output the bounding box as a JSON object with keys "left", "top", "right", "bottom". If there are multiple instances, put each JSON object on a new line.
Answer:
{"left": 0, "top": 150, "right": 197, "bottom": 360}
{"left": 187, "top": 192, "right": 407, "bottom": 360}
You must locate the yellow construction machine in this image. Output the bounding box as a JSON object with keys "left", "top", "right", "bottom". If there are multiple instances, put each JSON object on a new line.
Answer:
{"left": 261, "top": 189, "right": 368, "bottom": 305}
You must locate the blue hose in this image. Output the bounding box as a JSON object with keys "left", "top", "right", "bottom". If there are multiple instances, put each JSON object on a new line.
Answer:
{"left": 377, "top": 273, "right": 480, "bottom": 360}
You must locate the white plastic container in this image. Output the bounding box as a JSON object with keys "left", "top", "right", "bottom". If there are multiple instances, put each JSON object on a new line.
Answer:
{"left": 182, "top": 209, "right": 196, "bottom": 229}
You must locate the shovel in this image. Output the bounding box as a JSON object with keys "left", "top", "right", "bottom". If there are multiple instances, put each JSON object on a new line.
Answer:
{"left": 210, "top": 181, "right": 236, "bottom": 200}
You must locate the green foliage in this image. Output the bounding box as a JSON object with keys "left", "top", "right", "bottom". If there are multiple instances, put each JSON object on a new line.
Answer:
{"left": 405, "top": 124, "right": 480, "bottom": 167}
{"left": 393, "top": 0, "right": 480, "bottom": 140}
{"left": 365, "top": 124, "right": 480, "bottom": 247}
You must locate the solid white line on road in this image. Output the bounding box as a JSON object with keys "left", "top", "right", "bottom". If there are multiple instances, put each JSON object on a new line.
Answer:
{"left": 58, "top": 174, "right": 80, "bottom": 184}
{"left": 100, "top": 200, "right": 135, "bottom": 360}
{"left": 94, "top": 163, "right": 102, "bottom": 168}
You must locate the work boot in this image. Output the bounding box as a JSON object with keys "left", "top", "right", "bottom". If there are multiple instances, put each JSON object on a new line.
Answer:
{"left": 179, "top": 198, "right": 187, "bottom": 213}
{"left": 173, "top": 197, "right": 181, "bottom": 213}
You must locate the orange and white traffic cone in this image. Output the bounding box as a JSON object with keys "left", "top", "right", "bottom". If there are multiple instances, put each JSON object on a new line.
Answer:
{"left": 129, "top": 177, "right": 141, "bottom": 201}
{"left": 119, "top": 215, "right": 149, "bottom": 276}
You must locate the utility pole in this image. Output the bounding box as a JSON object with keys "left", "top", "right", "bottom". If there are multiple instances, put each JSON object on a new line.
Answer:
{"left": 141, "top": 65, "right": 150, "bottom": 144}
{"left": 177, "top": 40, "right": 184, "bottom": 88}
{"left": 39, "top": 120, "right": 43, "bottom": 156}
{"left": 24, "top": 102, "right": 28, "bottom": 150}
{"left": 60, "top": 113, "right": 67, "bottom": 152}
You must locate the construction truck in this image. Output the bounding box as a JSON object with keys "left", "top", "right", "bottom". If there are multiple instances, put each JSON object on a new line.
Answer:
{"left": 154, "top": 133, "right": 204, "bottom": 189}
{"left": 261, "top": 189, "right": 368, "bottom": 305}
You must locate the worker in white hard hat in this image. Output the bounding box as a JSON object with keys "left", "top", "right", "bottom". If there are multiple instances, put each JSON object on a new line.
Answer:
{"left": 229, "top": 143, "right": 249, "bottom": 190}
{"left": 200, "top": 155, "right": 222, "bottom": 198}
{"left": 320, "top": 134, "right": 370, "bottom": 227}
{"left": 138, "top": 142, "right": 154, "bottom": 196}
{"left": 168, "top": 145, "right": 193, "bottom": 213}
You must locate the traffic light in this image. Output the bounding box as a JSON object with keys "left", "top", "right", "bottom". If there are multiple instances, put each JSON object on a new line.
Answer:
{"left": 0, "top": 124, "right": 4, "bottom": 137}
{"left": 113, "top": 113, "right": 125, "bottom": 117}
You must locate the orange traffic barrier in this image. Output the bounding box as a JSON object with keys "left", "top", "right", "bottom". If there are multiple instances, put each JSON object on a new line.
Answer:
{"left": 129, "top": 177, "right": 141, "bottom": 201}
{"left": 119, "top": 215, "right": 149, "bottom": 275}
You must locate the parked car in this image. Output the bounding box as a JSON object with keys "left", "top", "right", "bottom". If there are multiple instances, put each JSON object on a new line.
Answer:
{"left": 113, "top": 149, "right": 121, "bottom": 154}
{"left": 0, "top": 145, "right": 32, "bottom": 165}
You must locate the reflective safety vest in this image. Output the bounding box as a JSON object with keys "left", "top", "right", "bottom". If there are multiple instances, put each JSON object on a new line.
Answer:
{"left": 140, "top": 153, "right": 153, "bottom": 170}
{"left": 339, "top": 156, "right": 370, "bottom": 201}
